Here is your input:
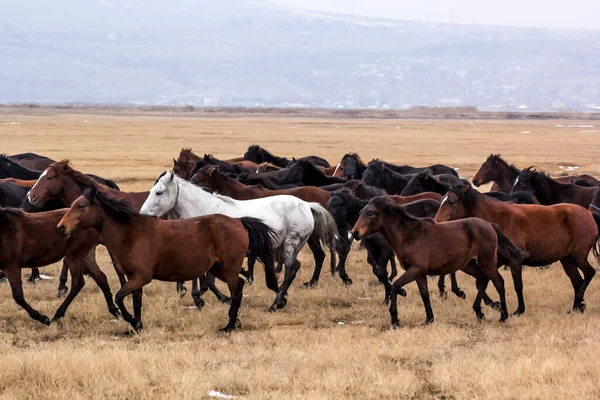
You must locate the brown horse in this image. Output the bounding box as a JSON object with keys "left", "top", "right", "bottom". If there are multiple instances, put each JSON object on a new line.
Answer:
{"left": 473, "top": 154, "right": 598, "bottom": 193}
{"left": 57, "top": 187, "right": 278, "bottom": 332}
{"left": 0, "top": 208, "right": 119, "bottom": 325}
{"left": 512, "top": 167, "right": 596, "bottom": 208}
{"left": 436, "top": 184, "right": 600, "bottom": 314}
{"left": 173, "top": 149, "right": 257, "bottom": 179}
{"left": 28, "top": 161, "right": 229, "bottom": 303}
{"left": 257, "top": 162, "right": 283, "bottom": 173}
{"left": 191, "top": 165, "right": 336, "bottom": 286}
{"left": 8, "top": 152, "right": 56, "bottom": 171}
{"left": 352, "top": 196, "right": 525, "bottom": 327}
{"left": 0, "top": 178, "right": 37, "bottom": 187}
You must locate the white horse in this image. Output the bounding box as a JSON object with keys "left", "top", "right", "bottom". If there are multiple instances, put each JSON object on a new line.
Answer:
{"left": 140, "top": 171, "right": 338, "bottom": 311}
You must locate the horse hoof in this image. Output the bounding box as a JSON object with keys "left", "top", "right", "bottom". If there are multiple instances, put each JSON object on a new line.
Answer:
{"left": 490, "top": 301, "right": 502, "bottom": 311}
{"left": 219, "top": 326, "right": 234, "bottom": 333}
{"left": 220, "top": 297, "right": 232, "bottom": 305}
{"left": 391, "top": 321, "right": 400, "bottom": 329}
{"left": 245, "top": 277, "right": 254, "bottom": 285}
{"left": 193, "top": 298, "right": 205, "bottom": 311}
{"left": 454, "top": 290, "right": 466, "bottom": 299}
{"left": 512, "top": 310, "right": 524, "bottom": 316}
{"left": 477, "top": 314, "right": 485, "bottom": 321}
{"left": 277, "top": 298, "right": 288, "bottom": 310}
{"left": 178, "top": 288, "right": 187, "bottom": 298}
{"left": 268, "top": 305, "right": 278, "bottom": 313}
{"left": 0, "top": 277, "right": 7, "bottom": 283}
{"left": 111, "top": 309, "right": 122, "bottom": 319}
{"left": 343, "top": 278, "right": 353, "bottom": 286}
{"left": 41, "top": 316, "right": 51, "bottom": 326}
{"left": 302, "top": 281, "right": 317, "bottom": 289}
{"left": 27, "top": 276, "right": 39, "bottom": 284}
{"left": 57, "top": 288, "right": 68, "bottom": 298}
{"left": 439, "top": 291, "right": 448, "bottom": 299}
{"left": 422, "top": 319, "right": 434, "bottom": 326}
{"left": 398, "top": 288, "right": 407, "bottom": 297}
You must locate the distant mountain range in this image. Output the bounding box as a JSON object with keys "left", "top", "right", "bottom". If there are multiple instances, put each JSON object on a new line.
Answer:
{"left": 1, "top": 0, "right": 600, "bottom": 111}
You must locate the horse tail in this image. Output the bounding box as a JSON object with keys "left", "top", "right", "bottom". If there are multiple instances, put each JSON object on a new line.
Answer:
{"left": 591, "top": 212, "right": 600, "bottom": 266}
{"left": 239, "top": 217, "right": 279, "bottom": 292}
{"left": 492, "top": 224, "right": 528, "bottom": 266}
{"left": 308, "top": 202, "right": 339, "bottom": 274}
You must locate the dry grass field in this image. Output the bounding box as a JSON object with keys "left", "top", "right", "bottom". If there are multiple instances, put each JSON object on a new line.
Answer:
{"left": 1, "top": 111, "right": 600, "bottom": 399}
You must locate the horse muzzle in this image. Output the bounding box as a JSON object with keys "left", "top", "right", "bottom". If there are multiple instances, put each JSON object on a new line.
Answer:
{"left": 56, "top": 224, "right": 70, "bottom": 238}
{"left": 352, "top": 230, "right": 362, "bottom": 241}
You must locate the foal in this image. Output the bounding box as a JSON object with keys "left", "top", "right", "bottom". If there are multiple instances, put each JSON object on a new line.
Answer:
{"left": 352, "top": 196, "right": 525, "bottom": 327}
{"left": 57, "top": 187, "right": 278, "bottom": 332}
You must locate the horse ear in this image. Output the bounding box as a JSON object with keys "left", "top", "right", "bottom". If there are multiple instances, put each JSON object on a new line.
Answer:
{"left": 292, "top": 157, "right": 296, "bottom": 162}
{"left": 168, "top": 171, "right": 175, "bottom": 182}
{"left": 208, "top": 166, "right": 217, "bottom": 176}
{"left": 173, "top": 158, "right": 179, "bottom": 166}
{"left": 462, "top": 185, "right": 470, "bottom": 193}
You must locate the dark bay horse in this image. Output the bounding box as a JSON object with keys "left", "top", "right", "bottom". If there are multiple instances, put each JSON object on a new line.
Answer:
{"left": 512, "top": 167, "right": 596, "bottom": 207}
{"left": 244, "top": 145, "right": 331, "bottom": 169}
{"left": 400, "top": 172, "right": 464, "bottom": 196}
{"left": 57, "top": 187, "right": 278, "bottom": 332}
{"left": 173, "top": 149, "right": 256, "bottom": 179}
{"left": 0, "top": 208, "right": 119, "bottom": 325}
{"left": 361, "top": 161, "right": 414, "bottom": 194}
{"left": 473, "top": 154, "right": 598, "bottom": 193}
{"left": 8, "top": 152, "right": 56, "bottom": 171}
{"left": 378, "top": 160, "right": 459, "bottom": 177}
{"left": 0, "top": 155, "right": 41, "bottom": 180}
{"left": 337, "top": 153, "right": 368, "bottom": 180}
{"left": 436, "top": 184, "right": 600, "bottom": 314}
{"left": 352, "top": 196, "right": 525, "bottom": 327}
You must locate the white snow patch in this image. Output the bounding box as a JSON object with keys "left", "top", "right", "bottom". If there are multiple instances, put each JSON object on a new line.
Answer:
{"left": 208, "top": 390, "right": 236, "bottom": 399}
{"left": 558, "top": 165, "right": 579, "bottom": 171}
{"left": 520, "top": 131, "right": 531, "bottom": 134}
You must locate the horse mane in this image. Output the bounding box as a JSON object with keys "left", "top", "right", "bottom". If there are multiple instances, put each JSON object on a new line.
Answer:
{"left": 53, "top": 160, "right": 99, "bottom": 188}
{"left": 449, "top": 184, "right": 480, "bottom": 209}
{"left": 488, "top": 154, "right": 520, "bottom": 175}
{"left": 519, "top": 167, "right": 557, "bottom": 187}
{"left": 0, "top": 207, "right": 25, "bottom": 227}
{"left": 370, "top": 196, "right": 434, "bottom": 225}
{"left": 84, "top": 187, "right": 136, "bottom": 224}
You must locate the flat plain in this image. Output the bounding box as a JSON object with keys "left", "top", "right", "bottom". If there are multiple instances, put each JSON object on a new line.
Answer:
{"left": 1, "top": 110, "right": 599, "bottom": 399}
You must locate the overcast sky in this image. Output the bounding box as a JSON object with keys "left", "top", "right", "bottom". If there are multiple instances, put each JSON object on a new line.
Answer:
{"left": 269, "top": 0, "right": 600, "bottom": 30}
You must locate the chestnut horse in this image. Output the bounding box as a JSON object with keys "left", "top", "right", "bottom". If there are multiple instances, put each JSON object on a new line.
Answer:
{"left": 352, "top": 196, "right": 525, "bottom": 327}
{"left": 436, "top": 184, "right": 600, "bottom": 314}
{"left": 473, "top": 154, "right": 598, "bottom": 193}
{"left": 0, "top": 208, "right": 119, "bottom": 325}
{"left": 512, "top": 167, "right": 596, "bottom": 208}
{"left": 57, "top": 187, "right": 278, "bottom": 333}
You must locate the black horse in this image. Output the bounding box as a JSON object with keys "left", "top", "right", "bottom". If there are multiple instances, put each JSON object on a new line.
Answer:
{"left": 376, "top": 159, "right": 458, "bottom": 177}
{"left": 361, "top": 161, "right": 415, "bottom": 194}
{"left": 400, "top": 172, "right": 463, "bottom": 196}
{"left": 339, "top": 153, "right": 368, "bottom": 180}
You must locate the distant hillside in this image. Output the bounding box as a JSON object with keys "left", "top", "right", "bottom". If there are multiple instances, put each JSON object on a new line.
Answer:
{"left": 1, "top": 0, "right": 599, "bottom": 110}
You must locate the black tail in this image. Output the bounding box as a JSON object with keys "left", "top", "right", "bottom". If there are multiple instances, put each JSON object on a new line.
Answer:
{"left": 240, "top": 217, "right": 279, "bottom": 292}
{"left": 492, "top": 224, "right": 528, "bottom": 266}
{"left": 592, "top": 212, "right": 600, "bottom": 266}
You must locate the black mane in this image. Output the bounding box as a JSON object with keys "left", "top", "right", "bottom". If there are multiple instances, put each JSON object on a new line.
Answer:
{"left": 488, "top": 154, "right": 520, "bottom": 176}
{"left": 84, "top": 188, "right": 136, "bottom": 224}
{"left": 369, "top": 196, "right": 434, "bottom": 225}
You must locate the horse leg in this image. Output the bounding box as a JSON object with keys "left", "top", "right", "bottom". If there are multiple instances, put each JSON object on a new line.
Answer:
{"left": 450, "top": 272, "right": 466, "bottom": 299}
{"left": 176, "top": 282, "right": 187, "bottom": 296}
{"left": 0, "top": 270, "right": 6, "bottom": 282}
{"left": 269, "top": 257, "right": 301, "bottom": 312}
{"left": 3, "top": 265, "right": 50, "bottom": 325}
{"left": 131, "top": 288, "right": 144, "bottom": 331}
{"left": 114, "top": 274, "right": 150, "bottom": 333}
{"left": 27, "top": 267, "right": 40, "bottom": 284}
{"left": 52, "top": 250, "right": 120, "bottom": 322}
{"left": 437, "top": 275, "right": 447, "bottom": 298}
{"left": 191, "top": 278, "right": 205, "bottom": 310}
{"left": 274, "top": 262, "right": 284, "bottom": 274}
{"left": 57, "top": 261, "right": 69, "bottom": 297}
{"left": 389, "top": 266, "right": 423, "bottom": 328}
{"left": 484, "top": 265, "right": 509, "bottom": 322}
{"left": 415, "top": 275, "right": 434, "bottom": 325}
{"left": 508, "top": 263, "right": 525, "bottom": 315}
{"left": 107, "top": 248, "right": 127, "bottom": 289}
{"left": 388, "top": 256, "right": 398, "bottom": 282}
{"left": 205, "top": 273, "right": 231, "bottom": 304}
{"left": 571, "top": 258, "right": 596, "bottom": 312}
{"left": 210, "top": 266, "right": 244, "bottom": 332}
{"left": 303, "top": 235, "right": 326, "bottom": 288}
{"left": 336, "top": 237, "right": 353, "bottom": 285}
{"left": 246, "top": 255, "right": 256, "bottom": 284}
{"left": 559, "top": 260, "right": 585, "bottom": 313}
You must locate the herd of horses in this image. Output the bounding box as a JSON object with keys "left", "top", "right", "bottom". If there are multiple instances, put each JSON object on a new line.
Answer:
{"left": 1, "top": 147, "right": 599, "bottom": 333}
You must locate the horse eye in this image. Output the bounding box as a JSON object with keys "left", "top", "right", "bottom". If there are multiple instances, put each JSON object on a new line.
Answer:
{"left": 156, "top": 191, "right": 163, "bottom": 196}
{"left": 78, "top": 204, "right": 86, "bottom": 209}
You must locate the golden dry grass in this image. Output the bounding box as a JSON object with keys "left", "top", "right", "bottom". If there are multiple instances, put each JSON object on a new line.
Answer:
{"left": 1, "top": 112, "right": 600, "bottom": 399}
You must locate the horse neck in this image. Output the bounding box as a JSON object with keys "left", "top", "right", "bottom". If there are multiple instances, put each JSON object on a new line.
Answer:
{"left": 378, "top": 218, "right": 423, "bottom": 256}
{"left": 60, "top": 175, "right": 89, "bottom": 204}
{"left": 534, "top": 177, "right": 562, "bottom": 205}
{"left": 494, "top": 163, "right": 519, "bottom": 192}
{"left": 96, "top": 212, "right": 141, "bottom": 259}
{"left": 466, "top": 192, "right": 503, "bottom": 220}
{"left": 174, "top": 178, "right": 234, "bottom": 218}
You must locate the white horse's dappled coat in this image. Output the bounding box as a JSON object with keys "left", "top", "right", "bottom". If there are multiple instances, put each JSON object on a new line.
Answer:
{"left": 140, "top": 171, "right": 338, "bottom": 309}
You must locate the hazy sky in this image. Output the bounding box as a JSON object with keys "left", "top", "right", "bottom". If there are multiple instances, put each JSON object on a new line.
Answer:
{"left": 269, "top": 0, "right": 600, "bottom": 30}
